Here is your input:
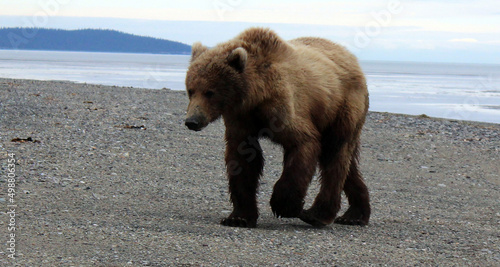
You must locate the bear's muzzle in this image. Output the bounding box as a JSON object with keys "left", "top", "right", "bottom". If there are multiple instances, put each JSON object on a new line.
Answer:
{"left": 185, "top": 115, "right": 207, "bottom": 131}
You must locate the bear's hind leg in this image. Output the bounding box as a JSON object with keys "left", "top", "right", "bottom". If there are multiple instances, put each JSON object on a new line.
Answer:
{"left": 334, "top": 149, "right": 370, "bottom": 226}
{"left": 270, "top": 140, "right": 319, "bottom": 218}
{"left": 299, "top": 118, "right": 360, "bottom": 227}
{"left": 299, "top": 142, "right": 350, "bottom": 227}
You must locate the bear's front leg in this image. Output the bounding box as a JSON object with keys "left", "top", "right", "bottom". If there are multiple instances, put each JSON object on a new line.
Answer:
{"left": 221, "top": 133, "right": 264, "bottom": 228}
{"left": 270, "top": 140, "right": 320, "bottom": 218}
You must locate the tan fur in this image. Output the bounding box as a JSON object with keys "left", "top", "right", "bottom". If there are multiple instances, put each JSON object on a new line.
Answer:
{"left": 185, "top": 28, "right": 370, "bottom": 228}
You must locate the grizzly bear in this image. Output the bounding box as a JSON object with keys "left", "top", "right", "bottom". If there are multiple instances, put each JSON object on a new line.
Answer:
{"left": 185, "top": 28, "right": 370, "bottom": 228}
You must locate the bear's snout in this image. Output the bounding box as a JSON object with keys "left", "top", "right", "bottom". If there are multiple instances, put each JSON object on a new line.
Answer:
{"left": 185, "top": 116, "right": 207, "bottom": 131}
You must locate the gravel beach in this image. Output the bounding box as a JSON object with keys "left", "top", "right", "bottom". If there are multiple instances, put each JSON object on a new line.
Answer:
{"left": 1, "top": 78, "right": 499, "bottom": 266}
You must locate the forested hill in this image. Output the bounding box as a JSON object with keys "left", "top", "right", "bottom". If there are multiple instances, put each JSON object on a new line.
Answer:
{"left": 0, "top": 28, "right": 191, "bottom": 54}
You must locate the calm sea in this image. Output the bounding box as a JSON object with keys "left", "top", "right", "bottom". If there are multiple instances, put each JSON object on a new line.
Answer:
{"left": 1, "top": 50, "right": 499, "bottom": 124}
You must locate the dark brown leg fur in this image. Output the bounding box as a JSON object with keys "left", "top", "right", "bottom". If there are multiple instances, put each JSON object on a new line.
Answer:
{"left": 299, "top": 142, "right": 351, "bottom": 227}
{"left": 270, "top": 141, "right": 320, "bottom": 218}
{"left": 299, "top": 117, "right": 369, "bottom": 227}
{"left": 334, "top": 146, "right": 370, "bottom": 226}
{"left": 221, "top": 135, "right": 264, "bottom": 228}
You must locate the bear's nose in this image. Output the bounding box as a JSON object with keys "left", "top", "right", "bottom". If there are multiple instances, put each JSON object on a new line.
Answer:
{"left": 185, "top": 117, "right": 201, "bottom": 131}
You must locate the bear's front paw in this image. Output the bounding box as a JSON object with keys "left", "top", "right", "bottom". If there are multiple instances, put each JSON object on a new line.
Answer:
{"left": 270, "top": 190, "right": 304, "bottom": 218}
{"left": 221, "top": 217, "right": 257, "bottom": 228}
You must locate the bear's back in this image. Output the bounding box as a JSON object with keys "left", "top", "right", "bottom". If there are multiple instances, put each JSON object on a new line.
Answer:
{"left": 290, "top": 37, "right": 364, "bottom": 79}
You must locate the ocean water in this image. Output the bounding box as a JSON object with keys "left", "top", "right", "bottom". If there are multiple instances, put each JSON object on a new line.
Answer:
{"left": 0, "top": 50, "right": 189, "bottom": 90}
{"left": 362, "top": 61, "right": 500, "bottom": 124}
{"left": 1, "top": 50, "right": 499, "bottom": 124}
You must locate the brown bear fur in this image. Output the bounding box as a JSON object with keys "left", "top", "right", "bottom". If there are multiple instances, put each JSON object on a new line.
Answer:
{"left": 185, "top": 27, "right": 370, "bottom": 228}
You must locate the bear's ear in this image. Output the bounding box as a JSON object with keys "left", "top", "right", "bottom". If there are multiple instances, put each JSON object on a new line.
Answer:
{"left": 191, "top": 42, "right": 208, "bottom": 61}
{"left": 227, "top": 47, "right": 247, "bottom": 73}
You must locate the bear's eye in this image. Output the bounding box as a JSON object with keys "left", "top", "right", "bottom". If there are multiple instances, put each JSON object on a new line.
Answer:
{"left": 188, "top": 90, "right": 194, "bottom": 97}
{"left": 204, "top": 91, "right": 215, "bottom": 99}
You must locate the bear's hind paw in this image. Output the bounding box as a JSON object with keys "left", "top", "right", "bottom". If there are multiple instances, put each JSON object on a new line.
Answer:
{"left": 298, "top": 209, "right": 330, "bottom": 228}
{"left": 333, "top": 207, "right": 369, "bottom": 226}
{"left": 221, "top": 217, "right": 257, "bottom": 228}
{"left": 333, "top": 217, "right": 366, "bottom": 226}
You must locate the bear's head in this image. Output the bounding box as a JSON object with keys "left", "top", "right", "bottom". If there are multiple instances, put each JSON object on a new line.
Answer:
{"left": 184, "top": 42, "right": 248, "bottom": 131}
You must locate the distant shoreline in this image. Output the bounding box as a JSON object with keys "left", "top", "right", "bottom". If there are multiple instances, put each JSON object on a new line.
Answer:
{"left": 4, "top": 48, "right": 500, "bottom": 66}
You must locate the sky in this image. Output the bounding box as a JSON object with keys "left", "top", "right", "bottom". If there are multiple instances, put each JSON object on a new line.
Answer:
{"left": 1, "top": 0, "right": 500, "bottom": 64}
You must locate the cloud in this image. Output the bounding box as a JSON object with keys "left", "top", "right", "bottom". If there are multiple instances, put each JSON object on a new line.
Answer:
{"left": 449, "top": 38, "right": 479, "bottom": 43}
